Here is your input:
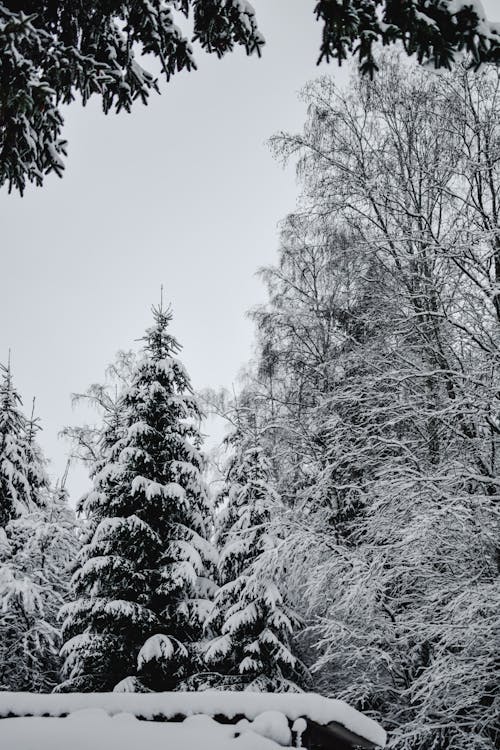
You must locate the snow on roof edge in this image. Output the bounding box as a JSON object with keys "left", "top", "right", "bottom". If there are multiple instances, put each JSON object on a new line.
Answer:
{"left": 0, "top": 691, "right": 386, "bottom": 747}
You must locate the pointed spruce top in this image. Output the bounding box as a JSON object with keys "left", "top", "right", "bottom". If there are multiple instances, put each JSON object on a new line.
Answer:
{"left": 141, "top": 303, "right": 181, "bottom": 362}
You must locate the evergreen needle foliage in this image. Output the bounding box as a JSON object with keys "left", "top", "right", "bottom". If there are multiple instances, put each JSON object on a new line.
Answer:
{"left": 205, "top": 418, "right": 302, "bottom": 691}
{"left": 59, "top": 305, "right": 215, "bottom": 692}
{"left": 0, "top": 363, "right": 78, "bottom": 691}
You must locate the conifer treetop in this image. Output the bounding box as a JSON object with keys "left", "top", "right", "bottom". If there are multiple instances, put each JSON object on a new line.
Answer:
{"left": 141, "top": 304, "right": 181, "bottom": 361}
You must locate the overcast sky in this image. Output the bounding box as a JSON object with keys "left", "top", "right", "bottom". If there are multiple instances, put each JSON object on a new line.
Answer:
{"left": 2, "top": 0, "right": 500, "bottom": 501}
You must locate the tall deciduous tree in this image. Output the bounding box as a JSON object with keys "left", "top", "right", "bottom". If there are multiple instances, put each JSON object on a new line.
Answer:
{"left": 61, "top": 349, "right": 137, "bottom": 470}
{"left": 246, "top": 55, "right": 500, "bottom": 748}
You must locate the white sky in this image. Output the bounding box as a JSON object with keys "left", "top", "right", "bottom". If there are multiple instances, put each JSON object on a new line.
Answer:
{"left": 1, "top": 0, "right": 499, "bottom": 501}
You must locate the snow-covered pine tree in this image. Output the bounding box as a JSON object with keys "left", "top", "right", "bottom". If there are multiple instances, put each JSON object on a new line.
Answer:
{"left": 0, "top": 377, "right": 79, "bottom": 692}
{"left": 0, "top": 361, "right": 39, "bottom": 526}
{"left": 0, "top": 476, "right": 79, "bottom": 692}
{"left": 205, "top": 419, "right": 301, "bottom": 691}
{"left": 59, "top": 305, "right": 215, "bottom": 692}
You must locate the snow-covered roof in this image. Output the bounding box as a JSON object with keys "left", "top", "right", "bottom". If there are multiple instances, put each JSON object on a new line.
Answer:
{"left": 0, "top": 711, "right": 284, "bottom": 750}
{"left": 0, "top": 690, "right": 386, "bottom": 747}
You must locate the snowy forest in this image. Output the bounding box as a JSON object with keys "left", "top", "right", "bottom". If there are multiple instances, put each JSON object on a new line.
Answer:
{"left": 1, "top": 5, "right": 500, "bottom": 750}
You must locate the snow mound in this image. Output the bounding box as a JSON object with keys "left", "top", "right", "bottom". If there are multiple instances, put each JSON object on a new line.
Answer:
{"left": 236, "top": 711, "right": 292, "bottom": 746}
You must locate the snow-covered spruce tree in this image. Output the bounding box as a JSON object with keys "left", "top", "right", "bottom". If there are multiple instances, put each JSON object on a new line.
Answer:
{"left": 59, "top": 305, "right": 215, "bottom": 692}
{"left": 0, "top": 361, "right": 40, "bottom": 526}
{"left": 0, "top": 478, "right": 79, "bottom": 691}
{"left": 0, "top": 370, "right": 79, "bottom": 691}
{"left": 205, "top": 418, "right": 301, "bottom": 691}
